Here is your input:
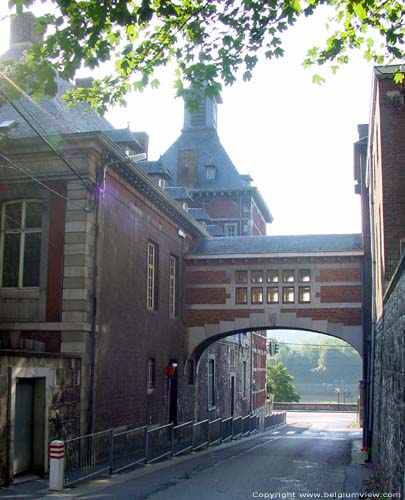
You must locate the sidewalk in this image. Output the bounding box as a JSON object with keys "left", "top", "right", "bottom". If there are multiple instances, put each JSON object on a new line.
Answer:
{"left": 0, "top": 436, "right": 377, "bottom": 500}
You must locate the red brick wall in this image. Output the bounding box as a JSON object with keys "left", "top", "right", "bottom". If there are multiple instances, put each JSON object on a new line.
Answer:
{"left": 93, "top": 172, "right": 192, "bottom": 430}
{"left": 319, "top": 285, "right": 362, "bottom": 303}
{"left": 316, "top": 268, "right": 361, "bottom": 282}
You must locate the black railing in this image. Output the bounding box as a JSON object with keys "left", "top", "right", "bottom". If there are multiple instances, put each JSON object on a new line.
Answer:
{"left": 63, "top": 412, "right": 286, "bottom": 486}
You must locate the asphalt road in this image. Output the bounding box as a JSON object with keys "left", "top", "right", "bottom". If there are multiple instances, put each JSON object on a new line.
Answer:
{"left": 66, "top": 412, "right": 363, "bottom": 500}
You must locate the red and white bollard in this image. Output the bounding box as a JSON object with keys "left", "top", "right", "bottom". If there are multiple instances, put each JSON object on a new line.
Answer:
{"left": 49, "top": 440, "right": 65, "bottom": 491}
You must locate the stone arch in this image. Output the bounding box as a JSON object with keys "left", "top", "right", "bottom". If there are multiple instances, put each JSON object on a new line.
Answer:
{"left": 185, "top": 310, "right": 363, "bottom": 374}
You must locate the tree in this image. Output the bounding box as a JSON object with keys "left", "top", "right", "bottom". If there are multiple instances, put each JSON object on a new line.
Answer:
{"left": 267, "top": 362, "right": 300, "bottom": 402}
{"left": 3, "top": 0, "right": 405, "bottom": 112}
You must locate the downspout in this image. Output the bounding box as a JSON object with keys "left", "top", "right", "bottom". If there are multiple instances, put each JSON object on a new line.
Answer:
{"left": 87, "top": 168, "right": 101, "bottom": 435}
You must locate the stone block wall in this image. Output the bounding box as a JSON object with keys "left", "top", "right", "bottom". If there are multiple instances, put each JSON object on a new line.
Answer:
{"left": 372, "top": 256, "right": 405, "bottom": 498}
{"left": 0, "top": 352, "right": 81, "bottom": 486}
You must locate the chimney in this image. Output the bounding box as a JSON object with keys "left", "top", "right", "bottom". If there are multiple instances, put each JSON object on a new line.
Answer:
{"left": 10, "top": 12, "right": 40, "bottom": 48}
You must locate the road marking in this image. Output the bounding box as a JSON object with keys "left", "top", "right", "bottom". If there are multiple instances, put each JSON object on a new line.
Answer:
{"left": 286, "top": 431, "right": 296, "bottom": 435}
{"left": 271, "top": 431, "right": 280, "bottom": 434}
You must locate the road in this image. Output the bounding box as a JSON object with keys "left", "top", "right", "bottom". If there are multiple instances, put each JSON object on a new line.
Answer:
{"left": 66, "top": 412, "right": 364, "bottom": 500}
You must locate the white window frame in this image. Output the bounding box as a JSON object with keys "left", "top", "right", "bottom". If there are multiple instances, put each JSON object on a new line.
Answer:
{"left": 0, "top": 200, "right": 42, "bottom": 288}
{"left": 169, "top": 255, "right": 177, "bottom": 317}
{"left": 147, "top": 358, "right": 156, "bottom": 392}
{"left": 147, "top": 242, "right": 156, "bottom": 310}
{"left": 205, "top": 165, "right": 216, "bottom": 180}
{"left": 224, "top": 223, "right": 237, "bottom": 237}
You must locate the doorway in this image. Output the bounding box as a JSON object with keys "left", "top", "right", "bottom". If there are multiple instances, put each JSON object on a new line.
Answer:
{"left": 13, "top": 377, "right": 46, "bottom": 477}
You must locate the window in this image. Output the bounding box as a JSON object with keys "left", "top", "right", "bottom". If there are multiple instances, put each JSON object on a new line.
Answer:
{"left": 266, "top": 270, "right": 279, "bottom": 283}
{"left": 208, "top": 358, "right": 215, "bottom": 407}
{"left": 242, "top": 200, "right": 250, "bottom": 214}
{"left": 147, "top": 242, "right": 159, "bottom": 310}
{"left": 169, "top": 255, "right": 178, "bottom": 317}
{"left": 283, "top": 286, "right": 295, "bottom": 303}
{"left": 236, "top": 287, "right": 248, "bottom": 304}
{"left": 242, "top": 361, "right": 247, "bottom": 398}
{"left": 267, "top": 287, "right": 279, "bottom": 304}
{"left": 182, "top": 201, "right": 188, "bottom": 210}
{"left": 147, "top": 358, "right": 156, "bottom": 392}
{"left": 158, "top": 177, "right": 166, "bottom": 189}
{"left": 298, "top": 269, "right": 311, "bottom": 282}
{"left": 298, "top": 286, "right": 311, "bottom": 303}
{"left": 1, "top": 200, "right": 43, "bottom": 288}
{"left": 225, "top": 224, "right": 237, "bottom": 236}
{"left": 282, "top": 270, "right": 295, "bottom": 283}
{"left": 205, "top": 165, "right": 216, "bottom": 180}
{"left": 251, "top": 287, "right": 263, "bottom": 304}
{"left": 236, "top": 270, "right": 247, "bottom": 284}
{"left": 251, "top": 270, "right": 263, "bottom": 283}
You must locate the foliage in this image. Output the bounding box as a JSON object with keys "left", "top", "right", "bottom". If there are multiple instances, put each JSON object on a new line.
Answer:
{"left": 3, "top": 0, "right": 405, "bottom": 112}
{"left": 273, "top": 337, "right": 362, "bottom": 385}
{"left": 267, "top": 362, "right": 300, "bottom": 402}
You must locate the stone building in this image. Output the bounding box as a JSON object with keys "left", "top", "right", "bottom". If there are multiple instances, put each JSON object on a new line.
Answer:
{"left": 0, "top": 12, "right": 207, "bottom": 485}
{"left": 354, "top": 65, "right": 405, "bottom": 497}
{"left": 155, "top": 90, "right": 272, "bottom": 418}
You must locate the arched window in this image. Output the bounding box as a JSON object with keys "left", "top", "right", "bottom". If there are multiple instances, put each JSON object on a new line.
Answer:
{"left": 0, "top": 200, "right": 43, "bottom": 288}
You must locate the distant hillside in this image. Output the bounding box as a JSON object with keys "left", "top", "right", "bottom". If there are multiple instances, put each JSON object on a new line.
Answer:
{"left": 267, "top": 329, "right": 362, "bottom": 403}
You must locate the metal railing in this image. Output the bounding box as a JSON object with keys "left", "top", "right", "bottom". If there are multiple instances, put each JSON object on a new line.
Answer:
{"left": 221, "top": 417, "right": 233, "bottom": 442}
{"left": 208, "top": 418, "right": 222, "bottom": 446}
{"left": 172, "top": 421, "right": 193, "bottom": 457}
{"left": 146, "top": 423, "right": 173, "bottom": 463}
{"left": 249, "top": 414, "right": 259, "bottom": 434}
{"left": 64, "top": 429, "right": 113, "bottom": 487}
{"left": 63, "top": 412, "right": 286, "bottom": 487}
{"left": 192, "top": 419, "right": 209, "bottom": 450}
{"left": 241, "top": 416, "right": 251, "bottom": 437}
{"left": 112, "top": 426, "right": 147, "bottom": 473}
{"left": 232, "top": 416, "right": 242, "bottom": 440}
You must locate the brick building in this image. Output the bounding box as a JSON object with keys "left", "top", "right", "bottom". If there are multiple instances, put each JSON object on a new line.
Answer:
{"left": 155, "top": 90, "right": 273, "bottom": 418}
{"left": 354, "top": 65, "right": 405, "bottom": 497}
{"left": 0, "top": 13, "right": 208, "bottom": 485}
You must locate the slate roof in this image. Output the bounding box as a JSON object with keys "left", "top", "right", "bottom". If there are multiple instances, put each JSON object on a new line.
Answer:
{"left": 103, "top": 129, "right": 144, "bottom": 153}
{"left": 162, "top": 129, "right": 251, "bottom": 190}
{"left": 165, "top": 187, "right": 193, "bottom": 201}
{"left": 206, "top": 225, "right": 224, "bottom": 237}
{"left": 140, "top": 160, "right": 172, "bottom": 178}
{"left": 187, "top": 207, "right": 211, "bottom": 221}
{"left": 189, "top": 234, "right": 363, "bottom": 255}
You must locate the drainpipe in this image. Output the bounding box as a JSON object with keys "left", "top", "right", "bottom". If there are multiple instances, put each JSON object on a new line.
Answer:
{"left": 87, "top": 169, "right": 101, "bottom": 435}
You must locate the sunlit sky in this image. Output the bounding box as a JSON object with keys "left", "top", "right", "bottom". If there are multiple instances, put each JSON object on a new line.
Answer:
{"left": 1, "top": 4, "right": 374, "bottom": 236}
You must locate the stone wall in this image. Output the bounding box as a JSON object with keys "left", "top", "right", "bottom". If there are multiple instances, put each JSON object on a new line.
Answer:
{"left": 372, "top": 255, "right": 405, "bottom": 498}
{"left": 0, "top": 352, "right": 81, "bottom": 485}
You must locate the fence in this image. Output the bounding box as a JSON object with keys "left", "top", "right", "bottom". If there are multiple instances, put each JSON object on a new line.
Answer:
{"left": 172, "top": 421, "right": 193, "bottom": 457}
{"left": 264, "top": 412, "right": 286, "bottom": 430}
{"left": 112, "top": 426, "right": 147, "bottom": 473}
{"left": 63, "top": 411, "right": 285, "bottom": 487}
{"left": 64, "top": 429, "right": 113, "bottom": 487}
{"left": 192, "top": 419, "right": 209, "bottom": 450}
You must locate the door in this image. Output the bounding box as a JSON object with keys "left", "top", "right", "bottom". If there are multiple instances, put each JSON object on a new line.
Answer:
{"left": 14, "top": 378, "right": 35, "bottom": 475}
{"left": 168, "top": 361, "right": 178, "bottom": 425}
{"left": 230, "top": 375, "right": 235, "bottom": 417}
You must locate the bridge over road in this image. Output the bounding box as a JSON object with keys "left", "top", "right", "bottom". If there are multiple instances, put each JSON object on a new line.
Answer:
{"left": 184, "top": 234, "right": 364, "bottom": 365}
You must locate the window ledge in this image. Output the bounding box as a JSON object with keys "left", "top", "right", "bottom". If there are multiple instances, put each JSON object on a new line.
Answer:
{"left": 208, "top": 405, "right": 216, "bottom": 411}
{"left": 0, "top": 288, "right": 40, "bottom": 299}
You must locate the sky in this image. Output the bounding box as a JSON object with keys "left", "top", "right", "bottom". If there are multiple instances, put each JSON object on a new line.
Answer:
{"left": 0, "top": 4, "right": 374, "bottom": 236}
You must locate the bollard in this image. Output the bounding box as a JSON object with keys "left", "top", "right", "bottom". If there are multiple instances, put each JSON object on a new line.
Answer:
{"left": 49, "top": 440, "right": 65, "bottom": 491}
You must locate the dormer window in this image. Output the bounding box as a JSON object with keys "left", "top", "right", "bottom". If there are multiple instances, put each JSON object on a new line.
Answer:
{"left": 205, "top": 165, "right": 216, "bottom": 180}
